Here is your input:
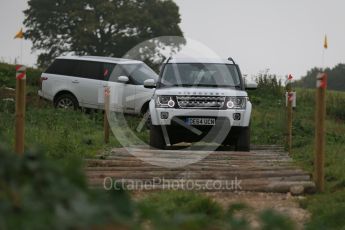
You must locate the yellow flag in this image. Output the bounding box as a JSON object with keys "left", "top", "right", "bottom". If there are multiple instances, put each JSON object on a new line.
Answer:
{"left": 323, "top": 35, "right": 328, "bottom": 49}
{"left": 14, "top": 28, "right": 24, "bottom": 39}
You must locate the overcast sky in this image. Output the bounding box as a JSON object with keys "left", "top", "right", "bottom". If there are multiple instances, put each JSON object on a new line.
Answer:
{"left": 1, "top": 0, "right": 344, "bottom": 79}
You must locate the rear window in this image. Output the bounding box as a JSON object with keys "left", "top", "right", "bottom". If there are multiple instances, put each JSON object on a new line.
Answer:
{"left": 73, "top": 61, "right": 102, "bottom": 80}
{"left": 45, "top": 59, "right": 76, "bottom": 76}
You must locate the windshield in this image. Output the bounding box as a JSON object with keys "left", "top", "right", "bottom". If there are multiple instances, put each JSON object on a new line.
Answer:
{"left": 159, "top": 63, "right": 241, "bottom": 88}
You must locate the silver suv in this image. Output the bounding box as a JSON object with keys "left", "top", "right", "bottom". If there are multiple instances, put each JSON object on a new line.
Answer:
{"left": 144, "top": 57, "right": 257, "bottom": 151}
{"left": 39, "top": 56, "right": 158, "bottom": 115}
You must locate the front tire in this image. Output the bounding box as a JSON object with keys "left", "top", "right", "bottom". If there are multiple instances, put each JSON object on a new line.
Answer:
{"left": 150, "top": 125, "right": 166, "bottom": 149}
{"left": 235, "top": 125, "right": 250, "bottom": 152}
{"left": 144, "top": 110, "right": 151, "bottom": 130}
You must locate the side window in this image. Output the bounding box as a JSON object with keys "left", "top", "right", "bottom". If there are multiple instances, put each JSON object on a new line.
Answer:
{"left": 108, "top": 65, "right": 128, "bottom": 82}
{"left": 130, "top": 64, "right": 157, "bottom": 85}
{"left": 73, "top": 61, "right": 102, "bottom": 80}
{"left": 116, "top": 64, "right": 158, "bottom": 85}
{"left": 102, "top": 63, "right": 116, "bottom": 81}
{"left": 45, "top": 59, "right": 76, "bottom": 76}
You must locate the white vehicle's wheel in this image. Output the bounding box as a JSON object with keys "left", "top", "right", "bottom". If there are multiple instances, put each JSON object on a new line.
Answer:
{"left": 150, "top": 125, "right": 165, "bottom": 149}
{"left": 144, "top": 110, "right": 152, "bottom": 130}
{"left": 54, "top": 94, "right": 79, "bottom": 110}
{"left": 235, "top": 125, "right": 250, "bottom": 152}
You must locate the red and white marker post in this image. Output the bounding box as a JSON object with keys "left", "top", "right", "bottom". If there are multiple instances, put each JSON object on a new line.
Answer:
{"left": 15, "top": 65, "right": 27, "bottom": 155}
{"left": 286, "top": 74, "right": 294, "bottom": 155}
{"left": 104, "top": 87, "right": 111, "bottom": 144}
{"left": 315, "top": 72, "right": 327, "bottom": 192}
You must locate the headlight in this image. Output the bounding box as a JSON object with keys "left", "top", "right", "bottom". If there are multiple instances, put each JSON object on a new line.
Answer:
{"left": 226, "top": 97, "right": 247, "bottom": 109}
{"left": 155, "top": 96, "right": 176, "bottom": 108}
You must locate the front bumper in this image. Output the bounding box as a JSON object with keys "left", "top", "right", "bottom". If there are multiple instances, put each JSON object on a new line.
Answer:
{"left": 149, "top": 100, "right": 252, "bottom": 127}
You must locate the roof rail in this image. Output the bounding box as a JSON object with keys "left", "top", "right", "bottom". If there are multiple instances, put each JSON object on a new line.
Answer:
{"left": 228, "top": 57, "right": 236, "bottom": 64}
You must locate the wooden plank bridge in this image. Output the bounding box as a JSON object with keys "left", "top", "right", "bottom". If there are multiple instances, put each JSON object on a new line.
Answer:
{"left": 85, "top": 145, "right": 316, "bottom": 194}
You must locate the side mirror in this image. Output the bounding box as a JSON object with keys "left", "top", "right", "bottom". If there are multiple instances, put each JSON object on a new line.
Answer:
{"left": 245, "top": 82, "right": 258, "bottom": 90}
{"left": 144, "top": 79, "right": 156, "bottom": 88}
{"left": 118, "top": 76, "right": 129, "bottom": 83}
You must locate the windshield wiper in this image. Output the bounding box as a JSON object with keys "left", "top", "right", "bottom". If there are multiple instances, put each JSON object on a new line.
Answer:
{"left": 195, "top": 84, "right": 219, "bottom": 88}
{"left": 195, "top": 84, "right": 242, "bottom": 89}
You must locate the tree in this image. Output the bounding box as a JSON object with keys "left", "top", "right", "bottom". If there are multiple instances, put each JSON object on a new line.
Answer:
{"left": 24, "top": 0, "right": 185, "bottom": 68}
{"left": 295, "top": 64, "right": 345, "bottom": 91}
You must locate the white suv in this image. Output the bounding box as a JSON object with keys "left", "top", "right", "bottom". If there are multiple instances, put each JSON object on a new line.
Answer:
{"left": 145, "top": 57, "right": 257, "bottom": 151}
{"left": 38, "top": 56, "right": 158, "bottom": 114}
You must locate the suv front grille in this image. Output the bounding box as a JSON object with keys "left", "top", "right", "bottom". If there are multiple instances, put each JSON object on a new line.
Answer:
{"left": 176, "top": 96, "right": 226, "bottom": 109}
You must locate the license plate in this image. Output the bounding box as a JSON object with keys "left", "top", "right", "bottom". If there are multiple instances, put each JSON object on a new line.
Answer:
{"left": 186, "top": 118, "right": 216, "bottom": 126}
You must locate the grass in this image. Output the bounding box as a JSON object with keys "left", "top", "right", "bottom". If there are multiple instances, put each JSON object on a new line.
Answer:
{"left": 283, "top": 89, "right": 345, "bottom": 230}
{"left": 137, "top": 191, "right": 295, "bottom": 230}
{"left": 249, "top": 82, "right": 345, "bottom": 229}
{"left": 0, "top": 98, "right": 119, "bottom": 162}
{"left": 294, "top": 144, "right": 345, "bottom": 230}
{"left": 0, "top": 62, "right": 42, "bottom": 88}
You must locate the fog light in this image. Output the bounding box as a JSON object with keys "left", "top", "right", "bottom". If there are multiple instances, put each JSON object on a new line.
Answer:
{"left": 233, "top": 113, "right": 241, "bottom": 121}
{"left": 161, "top": 112, "right": 169, "bottom": 119}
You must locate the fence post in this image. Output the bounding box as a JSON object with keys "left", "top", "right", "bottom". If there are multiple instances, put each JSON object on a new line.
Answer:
{"left": 15, "top": 65, "right": 26, "bottom": 155}
{"left": 287, "top": 92, "right": 293, "bottom": 155}
{"left": 285, "top": 75, "right": 294, "bottom": 155}
{"left": 314, "top": 72, "right": 327, "bottom": 192}
{"left": 104, "top": 87, "right": 110, "bottom": 144}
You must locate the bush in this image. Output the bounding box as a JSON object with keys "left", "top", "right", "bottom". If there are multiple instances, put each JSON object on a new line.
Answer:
{"left": 0, "top": 63, "right": 42, "bottom": 88}
{"left": 251, "top": 71, "right": 283, "bottom": 99}
{"left": 326, "top": 92, "right": 345, "bottom": 121}
{"left": 0, "top": 146, "right": 133, "bottom": 230}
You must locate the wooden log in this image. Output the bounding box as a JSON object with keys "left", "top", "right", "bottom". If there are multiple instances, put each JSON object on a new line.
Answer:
{"left": 109, "top": 148, "right": 289, "bottom": 156}
{"left": 88, "top": 178, "right": 316, "bottom": 194}
{"left": 85, "top": 170, "right": 310, "bottom": 181}
{"left": 95, "top": 154, "right": 292, "bottom": 161}
{"left": 107, "top": 145, "right": 285, "bottom": 152}
{"left": 84, "top": 159, "right": 294, "bottom": 168}
{"left": 86, "top": 157, "right": 293, "bottom": 164}
{"left": 85, "top": 165, "right": 302, "bottom": 172}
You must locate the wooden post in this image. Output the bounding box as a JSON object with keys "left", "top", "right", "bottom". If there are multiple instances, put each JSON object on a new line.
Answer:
{"left": 286, "top": 75, "right": 294, "bottom": 155}
{"left": 15, "top": 65, "right": 26, "bottom": 155}
{"left": 104, "top": 87, "right": 110, "bottom": 144}
{"left": 314, "top": 72, "right": 327, "bottom": 192}
{"left": 287, "top": 92, "right": 293, "bottom": 155}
